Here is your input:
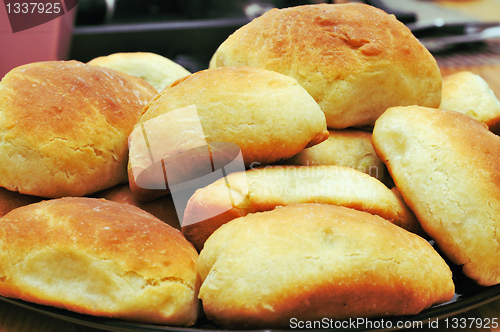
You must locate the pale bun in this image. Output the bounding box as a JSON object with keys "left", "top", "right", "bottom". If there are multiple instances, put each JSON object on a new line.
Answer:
{"left": 128, "top": 66, "right": 328, "bottom": 201}
{"left": 182, "top": 165, "right": 423, "bottom": 251}
{"left": 88, "top": 52, "right": 190, "bottom": 92}
{"left": 283, "top": 129, "right": 387, "bottom": 182}
{"left": 373, "top": 105, "right": 500, "bottom": 286}
{"left": 440, "top": 71, "right": 500, "bottom": 134}
{"left": 198, "top": 203, "right": 454, "bottom": 329}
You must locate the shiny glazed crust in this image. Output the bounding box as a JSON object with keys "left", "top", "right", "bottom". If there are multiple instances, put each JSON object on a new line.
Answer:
{"left": 209, "top": 3, "right": 442, "bottom": 129}
{"left": 198, "top": 203, "right": 454, "bottom": 329}
{"left": 0, "top": 61, "right": 157, "bottom": 198}
{"left": 182, "top": 165, "right": 423, "bottom": 251}
{"left": 0, "top": 197, "right": 199, "bottom": 325}
{"left": 373, "top": 106, "right": 500, "bottom": 286}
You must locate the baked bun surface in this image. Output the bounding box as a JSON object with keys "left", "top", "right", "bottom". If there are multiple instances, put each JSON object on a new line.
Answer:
{"left": 183, "top": 165, "right": 422, "bottom": 251}
{"left": 209, "top": 3, "right": 441, "bottom": 129}
{"left": 0, "top": 197, "right": 199, "bottom": 325}
{"left": 373, "top": 106, "right": 500, "bottom": 286}
{"left": 92, "top": 184, "right": 181, "bottom": 230}
{"left": 0, "top": 61, "right": 157, "bottom": 198}
{"left": 128, "top": 66, "right": 328, "bottom": 201}
{"left": 88, "top": 52, "right": 191, "bottom": 92}
{"left": 283, "top": 129, "right": 386, "bottom": 181}
{"left": 198, "top": 203, "right": 454, "bottom": 329}
{"left": 440, "top": 71, "right": 500, "bottom": 134}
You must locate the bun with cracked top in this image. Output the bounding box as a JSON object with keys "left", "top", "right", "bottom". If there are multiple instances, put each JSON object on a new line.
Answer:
{"left": 209, "top": 3, "right": 442, "bottom": 129}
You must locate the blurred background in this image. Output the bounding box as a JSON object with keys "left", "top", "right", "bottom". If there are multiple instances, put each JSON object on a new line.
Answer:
{"left": 1, "top": 0, "right": 500, "bottom": 78}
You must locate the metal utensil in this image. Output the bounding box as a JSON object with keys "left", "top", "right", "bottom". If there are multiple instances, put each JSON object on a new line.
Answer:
{"left": 414, "top": 22, "right": 500, "bottom": 52}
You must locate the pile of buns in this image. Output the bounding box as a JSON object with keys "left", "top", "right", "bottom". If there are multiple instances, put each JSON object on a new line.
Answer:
{"left": 0, "top": 2, "right": 499, "bottom": 329}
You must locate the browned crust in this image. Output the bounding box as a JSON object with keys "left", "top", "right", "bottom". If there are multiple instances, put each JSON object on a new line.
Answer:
{"left": 210, "top": 3, "right": 441, "bottom": 129}
{"left": 0, "top": 197, "right": 199, "bottom": 325}
{"left": 0, "top": 61, "right": 157, "bottom": 198}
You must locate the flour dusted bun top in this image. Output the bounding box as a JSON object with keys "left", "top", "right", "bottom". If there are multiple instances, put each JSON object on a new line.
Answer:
{"left": 209, "top": 3, "right": 442, "bottom": 129}
{"left": 0, "top": 61, "right": 157, "bottom": 198}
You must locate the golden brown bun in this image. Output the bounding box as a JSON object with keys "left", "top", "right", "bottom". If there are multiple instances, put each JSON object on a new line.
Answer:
{"left": 0, "top": 197, "right": 199, "bottom": 325}
{"left": 88, "top": 52, "right": 191, "bottom": 92}
{"left": 0, "top": 187, "right": 44, "bottom": 218}
{"left": 440, "top": 71, "right": 500, "bottom": 134}
{"left": 373, "top": 106, "right": 500, "bottom": 286}
{"left": 182, "top": 165, "right": 423, "bottom": 251}
{"left": 209, "top": 3, "right": 441, "bottom": 129}
{"left": 283, "top": 129, "right": 387, "bottom": 181}
{"left": 198, "top": 203, "right": 454, "bottom": 329}
{"left": 128, "top": 67, "right": 329, "bottom": 201}
{"left": 0, "top": 61, "right": 157, "bottom": 198}
{"left": 91, "top": 184, "right": 181, "bottom": 230}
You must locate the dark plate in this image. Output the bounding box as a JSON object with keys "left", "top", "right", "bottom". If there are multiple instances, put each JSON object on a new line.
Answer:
{"left": 1, "top": 244, "right": 500, "bottom": 332}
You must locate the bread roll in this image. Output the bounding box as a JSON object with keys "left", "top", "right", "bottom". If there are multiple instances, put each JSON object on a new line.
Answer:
{"left": 92, "top": 184, "right": 181, "bottom": 230}
{"left": 88, "top": 52, "right": 190, "bottom": 92}
{"left": 440, "top": 71, "right": 500, "bottom": 134}
{"left": 373, "top": 106, "right": 500, "bottom": 286}
{"left": 128, "top": 66, "right": 329, "bottom": 201}
{"left": 0, "top": 197, "right": 199, "bottom": 325}
{"left": 0, "top": 61, "right": 157, "bottom": 198}
{"left": 182, "top": 165, "right": 423, "bottom": 251}
{"left": 198, "top": 203, "right": 454, "bottom": 329}
{"left": 209, "top": 3, "right": 441, "bottom": 129}
{"left": 283, "top": 129, "right": 386, "bottom": 181}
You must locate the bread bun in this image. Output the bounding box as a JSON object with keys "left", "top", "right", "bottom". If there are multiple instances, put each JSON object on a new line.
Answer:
{"left": 283, "top": 129, "right": 387, "bottom": 181}
{"left": 440, "top": 71, "right": 500, "bottom": 134}
{"left": 373, "top": 105, "right": 500, "bottom": 286}
{"left": 209, "top": 3, "right": 441, "bottom": 129}
{"left": 182, "top": 165, "right": 423, "bottom": 251}
{"left": 0, "top": 197, "right": 199, "bottom": 325}
{"left": 198, "top": 203, "right": 454, "bottom": 329}
{"left": 88, "top": 52, "right": 190, "bottom": 92}
{"left": 0, "top": 61, "right": 157, "bottom": 198}
{"left": 128, "top": 66, "right": 328, "bottom": 201}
